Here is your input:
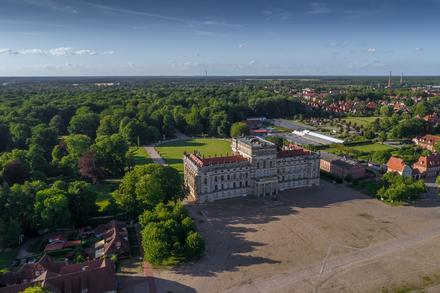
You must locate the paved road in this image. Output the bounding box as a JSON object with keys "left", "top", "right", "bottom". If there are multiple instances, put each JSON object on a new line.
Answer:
{"left": 17, "top": 237, "right": 40, "bottom": 259}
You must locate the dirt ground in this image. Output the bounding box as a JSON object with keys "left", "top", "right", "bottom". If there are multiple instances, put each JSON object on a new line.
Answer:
{"left": 153, "top": 181, "right": 440, "bottom": 293}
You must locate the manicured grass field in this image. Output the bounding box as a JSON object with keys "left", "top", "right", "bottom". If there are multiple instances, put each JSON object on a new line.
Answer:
{"left": 156, "top": 139, "right": 232, "bottom": 174}
{"left": 95, "top": 181, "right": 120, "bottom": 210}
{"left": 339, "top": 116, "right": 381, "bottom": 126}
{"left": 130, "top": 147, "right": 153, "bottom": 167}
{"left": 351, "top": 143, "right": 396, "bottom": 152}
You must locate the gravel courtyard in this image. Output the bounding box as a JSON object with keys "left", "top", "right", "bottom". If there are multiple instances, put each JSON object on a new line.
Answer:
{"left": 153, "top": 182, "right": 440, "bottom": 293}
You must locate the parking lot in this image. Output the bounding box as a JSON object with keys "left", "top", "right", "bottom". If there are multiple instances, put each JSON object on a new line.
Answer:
{"left": 153, "top": 182, "right": 440, "bottom": 293}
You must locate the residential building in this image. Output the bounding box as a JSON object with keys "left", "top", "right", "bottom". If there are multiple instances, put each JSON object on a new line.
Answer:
{"left": 413, "top": 135, "right": 440, "bottom": 152}
{"left": 241, "top": 120, "right": 263, "bottom": 128}
{"left": 318, "top": 151, "right": 366, "bottom": 179}
{"left": 94, "top": 220, "right": 130, "bottom": 259}
{"left": 386, "top": 157, "right": 412, "bottom": 179}
{"left": 0, "top": 254, "right": 116, "bottom": 293}
{"left": 183, "top": 136, "right": 320, "bottom": 203}
{"left": 412, "top": 154, "right": 440, "bottom": 177}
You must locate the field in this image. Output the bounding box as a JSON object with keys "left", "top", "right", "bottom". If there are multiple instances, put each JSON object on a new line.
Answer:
{"left": 0, "top": 248, "right": 19, "bottom": 274}
{"left": 95, "top": 181, "right": 120, "bottom": 210}
{"left": 130, "top": 147, "right": 153, "bottom": 167}
{"left": 339, "top": 116, "right": 381, "bottom": 126}
{"left": 351, "top": 143, "right": 396, "bottom": 152}
{"left": 155, "top": 139, "right": 232, "bottom": 173}
{"left": 153, "top": 183, "right": 440, "bottom": 293}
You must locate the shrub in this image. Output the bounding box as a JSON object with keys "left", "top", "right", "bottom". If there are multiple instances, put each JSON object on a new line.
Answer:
{"left": 44, "top": 248, "right": 73, "bottom": 257}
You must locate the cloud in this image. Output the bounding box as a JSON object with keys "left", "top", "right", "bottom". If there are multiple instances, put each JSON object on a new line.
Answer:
{"left": 262, "top": 10, "right": 293, "bottom": 20}
{"left": 365, "top": 48, "right": 380, "bottom": 53}
{"left": 128, "top": 62, "right": 135, "bottom": 67}
{"left": 249, "top": 60, "right": 257, "bottom": 66}
{"left": 204, "top": 21, "right": 242, "bottom": 27}
{"left": 49, "top": 47, "right": 73, "bottom": 56}
{"left": 168, "top": 60, "right": 174, "bottom": 63}
{"left": 414, "top": 47, "right": 423, "bottom": 52}
{"left": 238, "top": 44, "right": 249, "bottom": 48}
{"left": 12, "top": 0, "right": 77, "bottom": 13}
{"left": 181, "top": 54, "right": 186, "bottom": 57}
{"left": 277, "top": 49, "right": 282, "bottom": 52}
{"left": 194, "top": 53, "right": 199, "bottom": 56}
{"left": 194, "top": 31, "right": 228, "bottom": 37}
{"left": 19, "top": 49, "right": 46, "bottom": 55}
{"left": 307, "top": 3, "right": 332, "bottom": 14}
{"left": 74, "top": 49, "right": 98, "bottom": 56}
{"left": 0, "top": 49, "right": 15, "bottom": 54}
{"left": 327, "top": 42, "right": 347, "bottom": 47}
{"left": 101, "top": 51, "right": 115, "bottom": 55}
{"left": 0, "top": 18, "right": 71, "bottom": 27}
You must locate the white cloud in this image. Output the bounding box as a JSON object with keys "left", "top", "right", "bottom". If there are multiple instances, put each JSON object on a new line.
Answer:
{"left": 182, "top": 54, "right": 186, "bottom": 57}
{"left": 249, "top": 60, "right": 257, "bottom": 66}
{"left": 74, "top": 50, "right": 98, "bottom": 56}
{"left": 128, "top": 62, "right": 135, "bottom": 67}
{"left": 194, "top": 31, "right": 228, "bottom": 37}
{"left": 168, "top": 60, "right": 174, "bottom": 63}
{"left": 194, "top": 53, "right": 199, "bottom": 56}
{"left": 101, "top": 51, "right": 115, "bottom": 55}
{"left": 327, "top": 42, "right": 347, "bottom": 47}
{"left": 19, "top": 49, "right": 46, "bottom": 55}
{"left": 238, "top": 44, "right": 249, "bottom": 48}
{"left": 204, "top": 21, "right": 242, "bottom": 27}
{"left": 277, "top": 49, "right": 282, "bottom": 52}
{"left": 49, "top": 47, "right": 73, "bottom": 56}
{"left": 414, "top": 48, "right": 423, "bottom": 52}
{"left": 366, "top": 48, "right": 380, "bottom": 53}
{"left": 0, "top": 49, "right": 14, "bottom": 54}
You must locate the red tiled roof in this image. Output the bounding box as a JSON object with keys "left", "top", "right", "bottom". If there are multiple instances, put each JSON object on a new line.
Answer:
{"left": 250, "top": 129, "right": 267, "bottom": 134}
{"left": 63, "top": 240, "right": 81, "bottom": 248}
{"left": 189, "top": 153, "right": 248, "bottom": 167}
{"left": 386, "top": 157, "right": 407, "bottom": 172}
{"left": 414, "top": 154, "right": 440, "bottom": 168}
{"left": 277, "top": 148, "right": 311, "bottom": 157}
{"left": 44, "top": 242, "right": 65, "bottom": 252}
{"left": 412, "top": 168, "right": 421, "bottom": 175}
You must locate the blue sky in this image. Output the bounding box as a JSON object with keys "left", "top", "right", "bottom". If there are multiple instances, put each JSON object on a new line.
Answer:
{"left": 1, "top": 0, "right": 439, "bottom": 76}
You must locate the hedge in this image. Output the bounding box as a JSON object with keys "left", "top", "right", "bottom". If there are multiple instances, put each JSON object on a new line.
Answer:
{"left": 320, "top": 170, "right": 343, "bottom": 184}
{"left": 81, "top": 237, "right": 102, "bottom": 248}
{"left": 44, "top": 248, "right": 73, "bottom": 257}
{"left": 342, "top": 141, "right": 374, "bottom": 147}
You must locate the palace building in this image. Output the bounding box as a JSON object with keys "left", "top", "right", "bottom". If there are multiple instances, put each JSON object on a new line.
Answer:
{"left": 183, "top": 136, "right": 320, "bottom": 203}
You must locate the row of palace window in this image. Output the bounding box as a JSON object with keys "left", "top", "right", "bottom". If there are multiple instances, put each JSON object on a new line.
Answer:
{"left": 202, "top": 189, "right": 248, "bottom": 201}
{"left": 256, "top": 161, "right": 273, "bottom": 169}
{"left": 212, "top": 181, "right": 249, "bottom": 191}
{"left": 209, "top": 173, "right": 249, "bottom": 183}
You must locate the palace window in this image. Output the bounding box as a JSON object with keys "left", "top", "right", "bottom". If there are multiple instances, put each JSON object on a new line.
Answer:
{"left": 233, "top": 182, "right": 236, "bottom": 188}
{"left": 240, "top": 182, "right": 242, "bottom": 187}
{"left": 215, "top": 176, "right": 218, "bottom": 182}
{"left": 246, "top": 181, "right": 248, "bottom": 186}
{"left": 204, "top": 178, "right": 207, "bottom": 184}
{"left": 227, "top": 175, "right": 230, "bottom": 180}
{"left": 221, "top": 184, "right": 224, "bottom": 189}
{"left": 215, "top": 185, "right": 218, "bottom": 190}
{"left": 270, "top": 161, "right": 273, "bottom": 168}
{"left": 257, "top": 162, "right": 260, "bottom": 169}
{"left": 221, "top": 175, "right": 224, "bottom": 181}
{"left": 263, "top": 161, "right": 266, "bottom": 168}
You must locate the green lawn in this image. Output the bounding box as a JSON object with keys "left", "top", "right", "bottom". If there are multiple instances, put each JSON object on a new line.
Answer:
{"left": 0, "top": 248, "right": 19, "bottom": 274}
{"left": 338, "top": 116, "right": 381, "bottom": 126}
{"left": 130, "top": 147, "right": 153, "bottom": 167}
{"left": 351, "top": 143, "right": 396, "bottom": 152}
{"left": 155, "top": 139, "right": 232, "bottom": 174}
{"left": 95, "top": 181, "right": 120, "bottom": 210}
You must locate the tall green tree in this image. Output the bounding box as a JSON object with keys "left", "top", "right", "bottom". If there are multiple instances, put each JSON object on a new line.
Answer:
{"left": 93, "top": 134, "right": 128, "bottom": 175}
{"left": 49, "top": 115, "right": 66, "bottom": 135}
{"left": 32, "top": 188, "right": 71, "bottom": 230}
{"left": 7, "top": 217, "right": 21, "bottom": 246}
{"left": 0, "top": 218, "right": 8, "bottom": 249}
{"left": 29, "top": 124, "right": 58, "bottom": 160}
{"left": 66, "top": 181, "right": 99, "bottom": 227}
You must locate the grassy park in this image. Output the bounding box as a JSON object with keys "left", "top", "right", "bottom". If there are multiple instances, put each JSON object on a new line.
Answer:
{"left": 156, "top": 139, "right": 232, "bottom": 173}
{"left": 338, "top": 116, "right": 381, "bottom": 126}
{"left": 351, "top": 143, "right": 396, "bottom": 152}
{"left": 130, "top": 147, "right": 153, "bottom": 167}
{"left": 95, "top": 181, "right": 119, "bottom": 210}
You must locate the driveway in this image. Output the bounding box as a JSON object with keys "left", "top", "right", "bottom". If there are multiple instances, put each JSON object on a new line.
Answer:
{"left": 17, "top": 237, "right": 40, "bottom": 259}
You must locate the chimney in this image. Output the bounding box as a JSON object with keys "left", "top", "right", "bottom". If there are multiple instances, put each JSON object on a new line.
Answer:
{"left": 86, "top": 257, "right": 90, "bottom": 262}
{"left": 85, "top": 266, "right": 89, "bottom": 271}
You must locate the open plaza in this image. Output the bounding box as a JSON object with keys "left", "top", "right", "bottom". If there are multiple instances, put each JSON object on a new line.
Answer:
{"left": 152, "top": 182, "right": 440, "bottom": 293}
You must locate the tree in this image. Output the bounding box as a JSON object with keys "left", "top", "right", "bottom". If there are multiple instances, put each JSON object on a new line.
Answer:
{"left": 103, "top": 197, "right": 121, "bottom": 217}
{"left": 7, "top": 217, "right": 21, "bottom": 246}
{"left": 162, "top": 114, "right": 175, "bottom": 137}
{"left": 68, "top": 112, "right": 100, "bottom": 140}
{"left": 364, "top": 129, "right": 375, "bottom": 140}
{"left": 28, "top": 144, "right": 48, "bottom": 174}
{"left": 185, "top": 231, "right": 205, "bottom": 258}
{"left": 230, "top": 122, "right": 250, "bottom": 138}
{"left": 77, "top": 149, "right": 107, "bottom": 185}
{"left": 66, "top": 181, "right": 100, "bottom": 227}
{"left": 2, "top": 159, "right": 30, "bottom": 186}
{"left": 125, "top": 151, "right": 135, "bottom": 171}
{"left": 0, "top": 218, "right": 8, "bottom": 249}
{"left": 142, "top": 223, "right": 170, "bottom": 266}
{"left": 32, "top": 188, "right": 71, "bottom": 230}
{"left": 380, "top": 105, "right": 392, "bottom": 117}
{"left": 378, "top": 131, "right": 387, "bottom": 144}
{"left": 29, "top": 124, "right": 58, "bottom": 161}
{"left": 96, "top": 115, "right": 120, "bottom": 137}
{"left": 344, "top": 174, "right": 353, "bottom": 183}
{"left": 9, "top": 123, "right": 31, "bottom": 150}
{"left": 19, "top": 283, "right": 52, "bottom": 293}
{"left": 93, "top": 134, "right": 128, "bottom": 175}
{"left": 435, "top": 176, "right": 440, "bottom": 185}
{"left": 434, "top": 141, "right": 440, "bottom": 153}
{"left": 49, "top": 115, "right": 66, "bottom": 135}
{"left": 74, "top": 254, "right": 86, "bottom": 264}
